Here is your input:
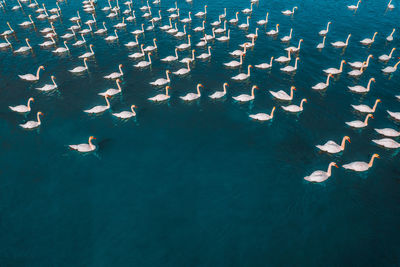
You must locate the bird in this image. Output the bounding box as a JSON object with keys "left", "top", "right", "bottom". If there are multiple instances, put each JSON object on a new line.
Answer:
{"left": 134, "top": 53, "right": 152, "bottom": 68}
{"left": 36, "top": 76, "right": 57, "bottom": 92}
{"left": 312, "top": 74, "right": 333, "bottom": 90}
{"left": 180, "top": 84, "right": 203, "bottom": 101}
{"left": 224, "top": 54, "right": 244, "bottom": 68}
{"left": 14, "top": 38, "right": 32, "bottom": 53}
{"left": 319, "top": 22, "right": 331, "bottom": 36}
{"left": 382, "top": 59, "right": 400, "bottom": 73}
{"left": 233, "top": 85, "right": 259, "bottom": 102}
{"left": 348, "top": 63, "right": 366, "bottom": 77}
{"left": 238, "top": 16, "right": 250, "bottom": 30}
{"left": 282, "top": 6, "right": 298, "bottom": 15}
{"left": 351, "top": 99, "right": 381, "bottom": 113}
{"left": 387, "top": 110, "right": 400, "bottom": 121}
{"left": 128, "top": 44, "right": 145, "bottom": 59}
{"left": 99, "top": 79, "right": 123, "bottom": 97}
{"left": 176, "top": 35, "right": 191, "bottom": 50}
{"left": 197, "top": 46, "right": 212, "bottom": 60}
{"left": 125, "top": 35, "right": 140, "bottom": 48}
{"left": 379, "top": 48, "right": 396, "bottom": 61}
{"left": 372, "top": 138, "right": 400, "bottom": 149}
{"left": 282, "top": 99, "right": 307, "bottom": 113}
{"left": 19, "top": 15, "right": 35, "bottom": 27}
{"left": 39, "top": 36, "right": 56, "bottom": 47}
{"left": 232, "top": 65, "right": 252, "bottom": 80}
{"left": 149, "top": 86, "right": 172, "bottom": 102}
{"left": 255, "top": 57, "right": 274, "bottom": 69}
{"left": 53, "top": 41, "right": 69, "bottom": 54}
{"left": 173, "top": 61, "right": 191, "bottom": 75}
{"left": 195, "top": 5, "right": 207, "bottom": 17}
{"left": 0, "top": 35, "right": 12, "bottom": 49}
{"left": 180, "top": 11, "right": 192, "bottom": 23}
{"left": 375, "top": 128, "right": 400, "bottom": 138}
{"left": 388, "top": 0, "right": 395, "bottom": 9}
{"left": 242, "top": 3, "right": 253, "bottom": 14}
{"left": 275, "top": 50, "right": 292, "bottom": 63}
{"left": 348, "top": 78, "right": 375, "bottom": 93}
{"left": 79, "top": 44, "right": 95, "bottom": 59}
{"left": 105, "top": 29, "right": 119, "bottom": 41}
{"left": 9, "top": 97, "right": 34, "bottom": 113}
{"left": 270, "top": 86, "right": 296, "bottom": 101}
{"left": 69, "top": 136, "right": 96, "bottom": 153}
{"left": 386, "top": 28, "right": 395, "bottom": 41}
{"left": 229, "top": 12, "right": 240, "bottom": 24}
{"left": 324, "top": 60, "right": 346, "bottom": 75}
{"left": 285, "top": 39, "right": 303, "bottom": 53}
{"left": 266, "top": 24, "right": 279, "bottom": 36}
{"left": 112, "top": 105, "right": 137, "bottom": 119}
{"left": 281, "top": 28, "right": 293, "bottom": 42}
{"left": 209, "top": 83, "right": 229, "bottom": 99}
{"left": 343, "top": 154, "right": 380, "bottom": 172}
{"left": 257, "top": 13, "right": 269, "bottom": 25}
{"left": 150, "top": 70, "right": 171, "bottom": 86}
{"left": 95, "top": 22, "right": 107, "bottom": 34}
{"left": 349, "top": 55, "right": 373, "bottom": 69}
{"left": 114, "top": 17, "right": 126, "bottom": 29}
{"left": 230, "top": 45, "right": 248, "bottom": 57}
{"left": 249, "top": 106, "right": 276, "bottom": 121}
{"left": 104, "top": 64, "right": 124, "bottom": 79}
{"left": 347, "top": 0, "right": 361, "bottom": 10}
{"left": 20, "top": 111, "right": 43, "bottom": 129}
{"left": 69, "top": 58, "right": 89, "bottom": 73}
{"left": 280, "top": 58, "right": 299, "bottom": 73}
{"left": 304, "top": 162, "right": 338, "bottom": 183}
{"left": 180, "top": 50, "right": 196, "bottom": 64}
{"left": 19, "top": 66, "right": 45, "bottom": 81}
{"left": 316, "top": 136, "right": 351, "bottom": 154}
{"left": 162, "top": 48, "right": 179, "bottom": 62}
{"left": 346, "top": 114, "right": 374, "bottom": 128}
{"left": 131, "top": 24, "right": 145, "bottom": 35}
{"left": 360, "top": 32, "right": 378, "bottom": 45}
{"left": 216, "top": 30, "right": 230, "bottom": 42}
{"left": 84, "top": 95, "right": 111, "bottom": 114}
{"left": 331, "top": 34, "right": 351, "bottom": 48}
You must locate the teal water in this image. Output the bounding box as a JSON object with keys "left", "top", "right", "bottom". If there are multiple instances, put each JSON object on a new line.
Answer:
{"left": 1, "top": 0, "right": 400, "bottom": 265}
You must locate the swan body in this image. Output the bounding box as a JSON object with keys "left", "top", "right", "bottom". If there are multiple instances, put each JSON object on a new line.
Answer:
{"left": 180, "top": 84, "right": 203, "bottom": 101}
{"left": 343, "top": 154, "right": 380, "bottom": 172}
{"left": 379, "top": 48, "right": 395, "bottom": 61}
{"left": 388, "top": 110, "right": 400, "bottom": 121}
{"left": 348, "top": 0, "right": 361, "bottom": 10}
{"left": 84, "top": 95, "right": 111, "bottom": 114}
{"left": 373, "top": 138, "right": 400, "bottom": 149}
{"left": 316, "top": 136, "right": 351, "bottom": 154}
{"left": 348, "top": 78, "right": 375, "bottom": 93}
{"left": 217, "top": 30, "right": 230, "bottom": 41}
{"left": 382, "top": 60, "right": 400, "bottom": 73}
{"left": 249, "top": 107, "right": 276, "bottom": 121}
{"left": 319, "top": 22, "right": 331, "bottom": 36}
{"left": 104, "top": 64, "right": 123, "bottom": 79}
{"left": 280, "top": 58, "right": 299, "bottom": 72}
{"left": 331, "top": 34, "right": 351, "bottom": 48}
{"left": 19, "top": 66, "right": 44, "bottom": 81}
{"left": 232, "top": 65, "right": 252, "bottom": 80}
{"left": 143, "top": 38, "right": 157, "bottom": 52}
{"left": 266, "top": 24, "right": 279, "bottom": 36}
{"left": 282, "top": 6, "right": 297, "bottom": 15}
{"left": 209, "top": 83, "right": 228, "bottom": 99}
{"left": 229, "top": 12, "right": 239, "bottom": 24}
{"left": 375, "top": 128, "right": 400, "bottom": 137}
{"left": 349, "top": 55, "right": 373, "bottom": 69}
{"left": 386, "top": 28, "right": 395, "bottom": 41}
{"left": 360, "top": 32, "right": 378, "bottom": 45}
{"left": 255, "top": 57, "right": 274, "bottom": 69}
{"left": 346, "top": 114, "right": 373, "bottom": 128}
{"left": 176, "top": 35, "right": 191, "bottom": 50}
{"left": 20, "top": 112, "right": 43, "bottom": 129}
{"left": 324, "top": 60, "right": 346, "bottom": 75}
{"left": 95, "top": 22, "right": 108, "bottom": 35}
{"left": 197, "top": 46, "right": 211, "bottom": 60}
{"left": 149, "top": 86, "right": 171, "bottom": 102}
{"left": 9, "top": 97, "right": 34, "bottom": 113}
{"left": 242, "top": 3, "right": 253, "bottom": 14}
{"left": 282, "top": 99, "right": 307, "bottom": 113}
{"left": 312, "top": 74, "right": 333, "bottom": 90}
{"left": 233, "top": 85, "right": 259, "bottom": 102}
{"left": 317, "top": 36, "right": 326, "bottom": 49}
{"left": 351, "top": 99, "right": 380, "bottom": 113}
{"left": 53, "top": 41, "right": 69, "bottom": 53}
{"left": 180, "top": 50, "right": 195, "bottom": 64}
{"left": 180, "top": 12, "right": 192, "bottom": 23}
{"left": 69, "top": 58, "right": 88, "bottom": 73}
{"left": 257, "top": 13, "right": 269, "bottom": 25}
{"left": 224, "top": 54, "right": 244, "bottom": 68}
{"left": 79, "top": 44, "right": 95, "bottom": 58}
{"left": 73, "top": 34, "right": 86, "bottom": 46}
{"left": 0, "top": 36, "right": 11, "bottom": 48}
{"left": 281, "top": 28, "right": 293, "bottom": 42}
{"left": 195, "top": 5, "right": 207, "bottom": 17}
{"left": 150, "top": 71, "right": 171, "bottom": 86}
{"left": 275, "top": 50, "right": 291, "bottom": 63}
{"left": 35, "top": 76, "right": 57, "bottom": 92}
{"left": 125, "top": 35, "right": 139, "bottom": 48}
{"left": 270, "top": 86, "right": 296, "bottom": 101}
{"left": 134, "top": 53, "right": 152, "bottom": 68}
{"left": 173, "top": 61, "right": 191, "bottom": 75}
{"left": 238, "top": 16, "right": 250, "bottom": 30}
{"left": 105, "top": 29, "right": 119, "bottom": 41}
{"left": 19, "top": 15, "right": 35, "bottom": 27}
{"left": 304, "top": 162, "right": 338, "bottom": 183}
{"left": 112, "top": 105, "right": 137, "bottom": 119}
{"left": 69, "top": 136, "right": 96, "bottom": 152}
{"left": 14, "top": 38, "right": 32, "bottom": 53}
{"left": 285, "top": 39, "right": 303, "bottom": 53}
{"left": 162, "top": 48, "right": 179, "bottom": 62}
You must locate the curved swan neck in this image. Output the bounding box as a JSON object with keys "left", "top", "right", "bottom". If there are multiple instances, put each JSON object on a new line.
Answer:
{"left": 368, "top": 155, "right": 377, "bottom": 167}
{"left": 196, "top": 85, "right": 201, "bottom": 96}
{"left": 89, "top": 45, "right": 94, "bottom": 54}
{"left": 270, "top": 107, "right": 276, "bottom": 118}
{"left": 366, "top": 55, "right": 372, "bottom": 65}
{"left": 251, "top": 87, "right": 256, "bottom": 97}
{"left": 84, "top": 59, "right": 88, "bottom": 69}
{"left": 276, "top": 24, "right": 279, "bottom": 31}
{"left": 297, "top": 40, "right": 302, "bottom": 49}
{"left": 394, "top": 60, "right": 400, "bottom": 69}
{"left": 322, "top": 36, "right": 326, "bottom": 45}
{"left": 290, "top": 87, "right": 295, "bottom": 98}
{"left": 372, "top": 32, "right": 377, "bottom": 41}
{"left": 26, "top": 39, "right": 32, "bottom": 49}
{"left": 36, "top": 67, "right": 42, "bottom": 79}
{"left": 105, "top": 97, "right": 110, "bottom": 107}
{"left": 326, "top": 23, "right": 330, "bottom": 32}
{"left": 294, "top": 58, "right": 298, "bottom": 69}
{"left": 364, "top": 115, "right": 372, "bottom": 125}
{"left": 148, "top": 53, "right": 152, "bottom": 63}
{"left": 51, "top": 76, "right": 56, "bottom": 86}
{"left": 27, "top": 98, "right": 33, "bottom": 108}
{"left": 247, "top": 65, "right": 251, "bottom": 75}
{"left": 389, "top": 48, "right": 395, "bottom": 57}
{"left": 64, "top": 42, "right": 69, "bottom": 50}
{"left": 36, "top": 113, "right": 42, "bottom": 124}
{"left": 327, "top": 163, "right": 336, "bottom": 177}
{"left": 270, "top": 57, "right": 274, "bottom": 65}
{"left": 367, "top": 79, "right": 374, "bottom": 89}
{"left": 326, "top": 75, "right": 331, "bottom": 85}
{"left": 346, "top": 35, "right": 351, "bottom": 45}
{"left": 88, "top": 137, "right": 94, "bottom": 148}
{"left": 116, "top": 80, "right": 122, "bottom": 91}
{"left": 340, "top": 137, "right": 348, "bottom": 149}
{"left": 340, "top": 61, "right": 345, "bottom": 71}
{"left": 239, "top": 54, "right": 243, "bottom": 64}
{"left": 119, "top": 65, "right": 123, "bottom": 75}
{"left": 372, "top": 100, "right": 380, "bottom": 111}
{"left": 300, "top": 99, "right": 306, "bottom": 109}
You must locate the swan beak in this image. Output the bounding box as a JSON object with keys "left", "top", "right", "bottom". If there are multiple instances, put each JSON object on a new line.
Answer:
{"left": 334, "top": 164, "right": 339, "bottom": 168}
{"left": 376, "top": 155, "right": 380, "bottom": 158}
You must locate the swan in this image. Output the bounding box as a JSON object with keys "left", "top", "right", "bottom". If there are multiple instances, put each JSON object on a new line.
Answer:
{"left": 69, "top": 136, "right": 96, "bottom": 153}
{"left": 85, "top": 14, "right": 96, "bottom": 25}
{"left": 230, "top": 45, "right": 248, "bottom": 57}
{"left": 220, "top": 8, "right": 227, "bottom": 19}
{"left": 331, "top": 34, "right": 351, "bottom": 48}
{"left": 126, "top": 10, "right": 136, "bottom": 22}
{"left": 169, "top": 8, "right": 179, "bottom": 19}
{"left": 143, "top": 38, "right": 157, "bottom": 52}
{"left": 312, "top": 74, "right": 333, "bottom": 90}
{"left": 180, "top": 49, "right": 195, "bottom": 64}
{"left": 167, "top": 2, "right": 177, "bottom": 13}
{"left": 79, "top": 44, "right": 95, "bottom": 58}
{"left": 233, "top": 85, "right": 259, "bottom": 102}
{"left": 346, "top": 114, "right": 373, "bottom": 128}
{"left": 180, "top": 12, "right": 192, "bottom": 23}
{"left": 20, "top": 111, "right": 43, "bottom": 129}
{"left": 160, "top": 18, "right": 173, "bottom": 31}
{"left": 128, "top": 44, "right": 145, "bottom": 59}
{"left": 285, "top": 39, "right": 303, "bottom": 53}
{"left": 349, "top": 55, "right": 373, "bottom": 69}
{"left": 347, "top": 0, "right": 361, "bottom": 10}
{"left": 211, "top": 15, "right": 222, "bottom": 27}
{"left": 125, "top": 35, "right": 139, "bottom": 48}
{"left": 48, "top": 1, "right": 60, "bottom": 13}
{"left": 373, "top": 138, "right": 400, "bottom": 149}
{"left": 348, "top": 78, "right": 375, "bottom": 93}
{"left": 352, "top": 99, "right": 380, "bottom": 113}
{"left": 209, "top": 83, "right": 228, "bottom": 99}
{"left": 195, "top": 5, "right": 207, "bottom": 17}
{"left": 142, "top": 7, "right": 152, "bottom": 19}
{"left": 180, "top": 84, "right": 203, "bottom": 101}
{"left": 197, "top": 46, "right": 212, "bottom": 60}
{"left": 382, "top": 59, "right": 400, "bottom": 73}
{"left": 280, "top": 57, "right": 299, "bottom": 73}
{"left": 386, "top": 28, "right": 395, "bottom": 41}
{"left": 104, "top": 64, "right": 123, "bottom": 79}
{"left": 270, "top": 86, "right": 296, "bottom": 101}
{"left": 224, "top": 54, "right": 244, "bottom": 68}
{"left": 348, "top": 63, "right": 366, "bottom": 77}
{"left": 39, "top": 36, "right": 56, "bottom": 47}
{"left": 266, "top": 24, "right": 279, "bottom": 36}
{"left": 166, "top": 23, "right": 178, "bottom": 35}
{"left": 275, "top": 50, "right": 292, "bottom": 63}
{"left": 14, "top": 38, "right": 32, "bottom": 53}
{"left": 84, "top": 95, "right": 111, "bottom": 114}
{"left": 79, "top": 23, "right": 92, "bottom": 35}
{"left": 282, "top": 98, "right": 307, "bottom": 113}
{"left": 316, "top": 136, "right": 351, "bottom": 154}
{"left": 255, "top": 57, "right": 274, "bottom": 69}
{"left": 134, "top": 52, "right": 152, "bottom": 68}
{"left": 193, "top": 21, "right": 205, "bottom": 32}
{"left": 282, "top": 6, "right": 298, "bottom": 15}
{"left": 173, "top": 61, "right": 191, "bottom": 75}
{"left": 196, "top": 35, "right": 208, "bottom": 47}
{"left": 388, "top": 110, "right": 400, "bottom": 121}
{"left": 19, "top": 15, "right": 35, "bottom": 27}
{"left": 238, "top": 16, "right": 250, "bottom": 30}
{"left": 53, "top": 41, "right": 69, "bottom": 54}
{"left": 149, "top": 86, "right": 172, "bottom": 102}
{"left": 257, "top": 13, "right": 269, "bottom": 25}
{"left": 246, "top": 28, "right": 258, "bottom": 40}
{"left": 375, "top": 128, "right": 400, "bottom": 137}
{"left": 215, "top": 21, "right": 227, "bottom": 34}
{"left": 240, "top": 36, "right": 255, "bottom": 48}
{"left": 0, "top": 36, "right": 11, "bottom": 48}
{"left": 105, "top": 29, "right": 118, "bottom": 41}
{"left": 360, "top": 32, "right": 378, "bottom": 45}
{"left": 324, "top": 60, "right": 346, "bottom": 75}
{"left": 68, "top": 21, "right": 81, "bottom": 32}
{"left": 114, "top": 17, "right": 126, "bottom": 29}
{"left": 242, "top": 3, "right": 253, "bottom": 14}
{"left": 12, "top": 0, "right": 22, "bottom": 10}
{"left": 27, "top": 0, "right": 39, "bottom": 8}
{"left": 150, "top": 70, "right": 171, "bottom": 86}
{"left": 388, "top": 0, "right": 395, "bottom": 9}
{"left": 319, "top": 22, "right": 331, "bottom": 36}
{"left": 249, "top": 106, "right": 276, "bottom": 121}
{"left": 174, "top": 25, "right": 186, "bottom": 37}
{"left": 113, "top": 105, "right": 137, "bottom": 119}
{"left": 9, "top": 97, "right": 34, "bottom": 113}
{"left": 106, "top": 11, "right": 118, "bottom": 18}
{"left": 217, "top": 29, "right": 230, "bottom": 42}
{"left": 281, "top": 28, "right": 293, "bottom": 42}
{"left": 304, "top": 162, "right": 338, "bottom": 183}
{"left": 342, "top": 154, "right": 379, "bottom": 172}
{"left": 40, "top": 22, "right": 55, "bottom": 34}
{"left": 229, "top": 12, "right": 239, "bottom": 24}
{"left": 176, "top": 35, "right": 191, "bottom": 50}
{"left": 161, "top": 48, "right": 179, "bottom": 63}
{"left": 379, "top": 48, "right": 396, "bottom": 61}
{"left": 19, "top": 66, "right": 44, "bottom": 81}
{"left": 69, "top": 58, "right": 89, "bottom": 73}
{"left": 232, "top": 65, "right": 252, "bottom": 80}
{"left": 35, "top": 76, "right": 57, "bottom": 92}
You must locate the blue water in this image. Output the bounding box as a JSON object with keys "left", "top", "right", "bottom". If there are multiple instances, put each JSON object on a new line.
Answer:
{"left": 1, "top": 0, "right": 400, "bottom": 265}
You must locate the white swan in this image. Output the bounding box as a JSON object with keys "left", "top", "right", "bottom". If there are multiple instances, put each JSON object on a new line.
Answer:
{"left": 104, "top": 64, "right": 123, "bottom": 79}
{"left": 1, "top": 22, "right": 14, "bottom": 36}
{"left": 386, "top": 28, "right": 395, "bottom": 41}
{"left": 19, "top": 66, "right": 44, "bottom": 81}
{"left": 379, "top": 48, "right": 396, "bottom": 61}
{"left": 360, "top": 32, "right": 378, "bottom": 45}
{"left": 73, "top": 34, "right": 86, "bottom": 46}
{"left": 209, "top": 83, "right": 228, "bottom": 99}
{"left": 149, "top": 86, "right": 172, "bottom": 102}
{"left": 242, "top": 3, "right": 253, "bottom": 14}
{"left": 348, "top": 63, "right": 366, "bottom": 77}
{"left": 150, "top": 70, "right": 171, "bottom": 86}
{"left": 39, "top": 36, "right": 56, "bottom": 47}
{"left": 382, "top": 60, "right": 400, "bottom": 73}
{"left": 229, "top": 12, "right": 239, "bottom": 24}
{"left": 20, "top": 111, "right": 43, "bottom": 129}
{"left": 280, "top": 57, "right": 299, "bottom": 73}
{"left": 113, "top": 105, "right": 137, "bottom": 119}
{"left": 282, "top": 6, "right": 297, "bottom": 15}
{"left": 269, "top": 86, "right": 296, "bottom": 101}
{"left": 14, "top": 38, "right": 32, "bottom": 53}
{"left": 232, "top": 65, "right": 252, "bottom": 80}
{"left": 134, "top": 52, "right": 152, "bottom": 68}
{"left": 217, "top": 30, "right": 230, "bottom": 42}
{"left": 193, "top": 20, "right": 205, "bottom": 32}
{"left": 349, "top": 55, "right": 373, "bottom": 69}
{"left": 180, "top": 11, "right": 192, "bottom": 23}
{"left": 375, "top": 128, "right": 400, "bottom": 137}
{"left": 281, "top": 28, "right": 293, "bottom": 42}
{"left": 125, "top": 35, "right": 139, "bottom": 48}
{"left": 266, "top": 24, "right": 279, "bottom": 36}
{"left": 69, "top": 58, "right": 88, "bottom": 73}
{"left": 0, "top": 36, "right": 11, "bottom": 49}
{"left": 249, "top": 106, "right": 276, "bottom": 121}
{"left": 351, "top": 99, "right": 380, "bottom": 113}
{"left": 312, "top": 74, "right": 333, "bottom": 90}
{"left": 79, "top": 23, "right": 92, "bottom": 35}
{"left": 9, "top": 97, "right": 34, "bottom": 113}
{"left": 114, "top": 17, "right": 126, "bottom": 29}
{"left": 348, "top": 78, "right": 375, "bottom": 93}
{"left": 304, "top": 162, "right": 338, "bottom": 183}
{"left": 343, "top": 154, "right": 379, "bottom": 172}
{"left": 317, "top": 36, "right": 326, "bottom": 49}
{"left": 84, "top": 95, "right": 111, "bottom": 114}
{"left": 174, "top": 24, "right": 186, "bottom": 37}
{"left": 324, "top": 60, "right": 346, "bottom": 75}
{"left": 143, "top": 38, "right": 157, "bottom": 52}
{"left": 36, "top": 76, "right": 57, "bottom": 92}
{"left": 275, "top": 49, "right": 292, "bottom": 63}
{"left": 180, "top": 84, "right": 203, "bottom": 101}
{"left": 282, "top": 98, "right": 307, "bottom": 113}
{"left": 238, "top": 16, "right": 250, "bottom": 30}
{"left": 285, "top": 39, "right": 303, "bottom": 53}
{"left": 173, "top": 61, "right": 191, "bottom": 75}
{"left": 387, "top": 110, "right": 400, "bottom": 121}
{"left": 215, "top": 21, "right": 227, "bottom": 34}
{"left": 79, "top": 44, "right": 95, "bottom": 58}
{"left": 69, "top": 136, "right": 96, "bottom": 152}
{"left": 331, "top": 34, "right": 351, "bottom": 48}
{"left": 316, "top": 136, "right": 351, "bottom": 154}
{"left": 53, "top": 41, "right": 69, "bottom": 54}
{"left": 224, "top": 54, "right": 244, "bottom": 68}
{"left": 255, "top": 57, "right": 274, "bottom": 69}
{"left": 257, "top": 13, "right": 269, "bottom": 25}
{"left": 372, "top": 138, "right": 400, "bottom": 149}
{"left": 197, "top": 46, "right": 211, "bottom": 60}
{"left": 346, "top": 114, "right": 373, "bottom": 128}
{"left": 162, "top": 48, "right": 179, "bottom": 62}
{"left": 347, "top": 0, "right": 361, "bottom": 10}
{"left": 176, "top": 34, "right": 191, "bottom": 50}
{"left": 180, "top": 49, "right": 196, "bottom": 64}
{"left": 19, "top": 15, "right": 35, "bottom": 27}
{"left": 319, "top": 22, "right": 331, "bottom": 36}
{"left": 195, "top": 5, "right": 207, "bottom": 17}
{"left": 233, "top": 85, "right": 259, "bottom": 102}
{"left": 388, "top": 0, "right": 395, "bottom": 9}
{"left": 105, "top": 29, "right": 118, "bottom": 41}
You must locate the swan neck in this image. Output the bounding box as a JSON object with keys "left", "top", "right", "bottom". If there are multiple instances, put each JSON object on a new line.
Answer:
{"left": 368, "top": 156, "right": 377, "bottom": 167}
{"left": 197, "top": 85, "right": 201, "bottom": 96}
{"left": 105, "top": 97, "right": 110, "bottom": 107}
{"left": 326, "top": 75, "right": 331, "bottom": 85}
{"left": 364, "top": 115, "right": 371, "bottom": 125}
{"left": 247, "top": 66, "right": 251, "bottom": 76}
{"left": 270, "top": 107, "right": 275, "bottom": 118}
{"left": 372, "top": 100, "right": 379, "bottom": 111}
{"left": 36, "top": 67, "right": 42, "bottom": 79}
{"left": 37, "top": 113, "right": 41, "bottom": 124}
{"left": 389, "top": 49, "right": 395, "bottom": 57}
{"left": 394, "top": 61, "right": 400, "bottom": 69}
{"left": 340, "top": 137, "right": 348, "bottom": 149}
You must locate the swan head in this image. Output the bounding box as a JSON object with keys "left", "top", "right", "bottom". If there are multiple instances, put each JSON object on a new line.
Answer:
{"left": 291, "top": 86, "right": 296, "bottom": 91}
{"left": 198, "top": 84, "right": 204, "bottom": 88}
{"left": 341, "top": 60, "right": 346, "bottom": 64}
{"left": 344, "top": 136, "right": 351, "bottom": 143}
{"left": 328, "top": 74, "right": 333, "bottom": 77}
{"left": 223, "top": 82, "right": 229, "bottom": 87}
{"left": 372, "top": 153, "right": 380, "bottom": 159}
{"left": 252, "top": 85, "right": 259, "bottom": 90}
{"left": 371, "top": 78, "right": 376, "bottom": 82}
{"left": 25, "top": 38, "right": 30, "bottom": 41}
{"left": 377, "top": 99, "right": 381, "bottom": 103}
{"left": 131, "top": 104, "right": 137, "bottom": 109}
{"left": 116, "top": 78, "right": 122, "bottom": 83}
{"left": 105, "top": 94, "right": 110, "bottom": 98}
{"left": 28, "top": 97, "right": 35, "bottom": 102}
{"left": 51, "top": 75, "right": 55, "bottom": 79}
{"left": 331, "top": 163, "right": 339, "bottom": 168}
{"left": 38, "top": 111, "right": 43, "bottom": 116}
{"left": 90, "top": 44, "right": 94, "bottom": 48}
{"left": 89, "top": 136, "right": 96, "bottom": 141}
{"left": 328, "top": 21, "right": 332, "bottom": 25}
{"left": 166, "top": 85, "right": 171, "bottom": 90}
{"left": 84, "top": 58, "right": 88, "bottom": 62}
{"left": 39, "top": 66, "right": 45, "bottom": 70}
{"left": 302, "top": 98, "right": 307, "bottom": 103}
{"left": 367, "top": 114, "right": 374, "bottom": 119}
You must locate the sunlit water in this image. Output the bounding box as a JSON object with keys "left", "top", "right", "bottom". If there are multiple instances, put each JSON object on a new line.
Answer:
{"left": 1, "top": 0, "right": 400, "bottom": 265}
